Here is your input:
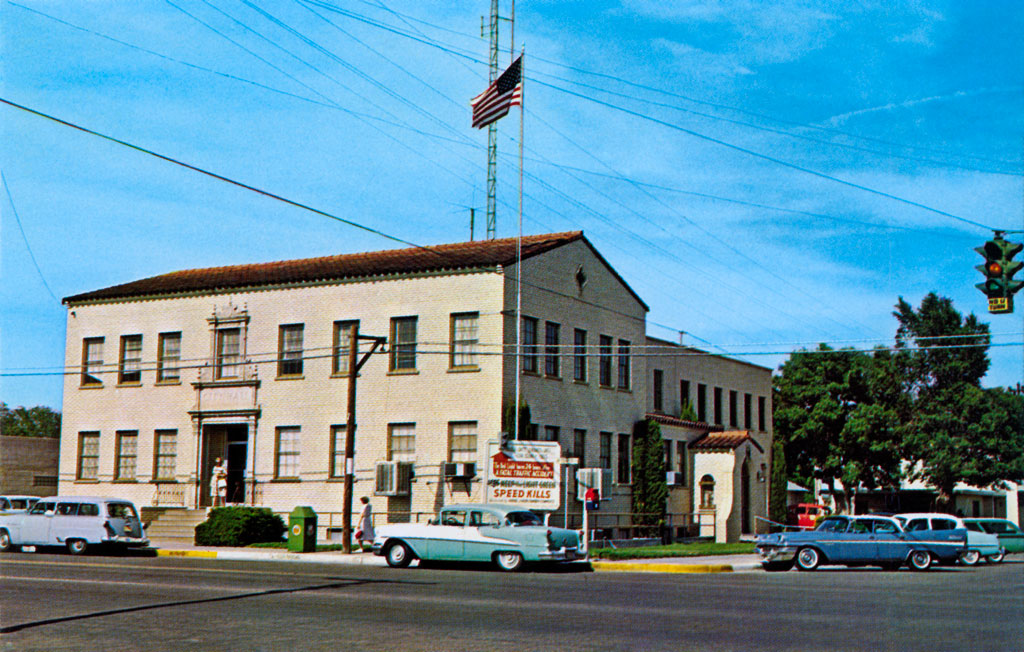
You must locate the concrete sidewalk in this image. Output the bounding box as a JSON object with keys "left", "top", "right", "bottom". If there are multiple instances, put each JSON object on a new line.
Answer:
{"left": 150, "top": 540, "right": 760, "bottom": 573}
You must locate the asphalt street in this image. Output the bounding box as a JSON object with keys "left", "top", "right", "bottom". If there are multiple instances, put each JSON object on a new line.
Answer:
{"left": 2, "top": 553, "right": 1023, "bottom": 652}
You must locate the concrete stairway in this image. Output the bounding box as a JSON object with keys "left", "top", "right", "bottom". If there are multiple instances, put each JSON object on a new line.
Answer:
{"left": 141, "top": 507, "right": 207, "bottom": 547}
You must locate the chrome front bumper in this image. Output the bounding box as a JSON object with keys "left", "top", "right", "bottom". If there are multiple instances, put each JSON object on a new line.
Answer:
{"left": 756, "top": 545, "right": 797, "bottom": 563}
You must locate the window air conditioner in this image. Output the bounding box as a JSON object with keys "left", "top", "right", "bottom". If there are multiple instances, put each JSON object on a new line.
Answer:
{"left": 665, "top": 471, "right": 684, "bottom": 486}
{"left": 443, "top": 462, "right": 476, "bottom": 478}
{"left": 375, "top": 461, "right": 413, "bottom": 496}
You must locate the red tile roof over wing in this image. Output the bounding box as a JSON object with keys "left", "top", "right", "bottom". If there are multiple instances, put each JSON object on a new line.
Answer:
{"left": 690, "top": 430, "right": 763, "bottom": 453}
{"left": 64, "top": 231, "right": 594, "bottom": 304}
{"left": 646, "top": 413, "right": 714, "bottom": 431}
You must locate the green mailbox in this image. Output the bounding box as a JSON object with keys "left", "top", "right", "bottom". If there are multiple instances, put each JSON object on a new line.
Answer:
{"left": 288, "top": 506, "right": 317, "bottom": 553}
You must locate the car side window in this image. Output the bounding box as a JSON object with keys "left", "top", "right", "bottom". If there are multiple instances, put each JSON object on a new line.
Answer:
{"left": 441, "top": 510, "right": 466, "bottom": 527}
{"left": 29, "top": 502, "right": 54, "bottom": 515}
{"left": 849, "top": 520, "right": 870, "bottom": 534}
{"left": 965, "top": 522, "right": 983, "bottom": 532}
{"left": 79, "top": 503, "right": 99, "bottom": 517}
{"left": 905, "top": 519, "right": 928, "bottom": 532}
{"left": 932, "top": 519, "right": 956, "bottom": 530}
{"left": 873, "top": 521, "right": 897, "bottom": 534}
{"left": 469, "top": 511, "right": 499, "bottom": 527}
{"left": 0, "top": 499, "right": 9, "bottom": 510}
{"left": 56, "top": 503, "right": 79, "bottom": 516}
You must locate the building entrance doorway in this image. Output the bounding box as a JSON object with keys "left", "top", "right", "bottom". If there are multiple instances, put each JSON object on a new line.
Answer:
{"left": 201, "top": 424, "right": 248, "bottom": 506}
{"left": 740, "top": 461, "right": 751, "bottom": 535}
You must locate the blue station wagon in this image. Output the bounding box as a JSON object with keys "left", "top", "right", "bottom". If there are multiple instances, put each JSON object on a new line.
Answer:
{"left": 372, "top": 503, "right": 584, "bottom": 572}
{"left": 756, "top": 515, "right": 965, "bottom": 571}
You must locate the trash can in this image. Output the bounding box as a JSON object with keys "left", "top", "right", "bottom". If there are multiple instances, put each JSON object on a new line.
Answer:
{"left": 288, "top": 506, "right": 317, "bottom": 553}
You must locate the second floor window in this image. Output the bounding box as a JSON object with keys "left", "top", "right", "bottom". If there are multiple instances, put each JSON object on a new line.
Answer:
{"left": 697, "top": 384, "right": 707, "bottom": 422}
{"left": 216, "top": 328, "right": 240, "bottom": 379}
{"left": 653, "top": 369, "right": 664, "bottom": 412}
{"left": 521, "top": 317, "right": 538, "bottom": 373}
{"left": 449, "top": 422, "right": 477, "bottom": 463}
{"left": 598, "top": 335, "right": 613, "bottom": 386}
{"left": 450, "top": 312, "right": 479, "bottom": 369}
{"left": 119, "top": 335, "right": 142, "bottom": 384}
{"left": 333, "top": 320, "right": 358, "bottom": 375}
{"left": 545, "top": 322, "right": 560, "bottom": 377}
{"left": 617, "top": 339, "right": 631, "bottom": 390}
{"left": 390, "top": 317, "right": 417, "bottom": 371}
{"left": 573, "top": 329, "right": 587, "bottom": 382}
{"left": 388, "top": 423, "right": 416, "bottom": 462}
{"left": 278, "top": 324, "right": 304, "bottom": 377}
{"left": 82, "top": 337, "right": 104, "bottom": 386}
{"left": 157, "top": 332, "right": 181, "bottom": 383}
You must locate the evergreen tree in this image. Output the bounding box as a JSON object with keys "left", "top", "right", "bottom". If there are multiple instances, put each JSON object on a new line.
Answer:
{"left": 630, "top": 419, "right": 668, "bottom": 535}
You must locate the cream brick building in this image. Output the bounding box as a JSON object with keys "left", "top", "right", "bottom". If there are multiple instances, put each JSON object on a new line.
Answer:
{"left": 58, "top": 232, "right": 772, "bottom": 541}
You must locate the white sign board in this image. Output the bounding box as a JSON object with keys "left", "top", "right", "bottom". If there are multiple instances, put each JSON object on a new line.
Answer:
{"left": 485, "top": 440, "right": 561, "bottom": 511}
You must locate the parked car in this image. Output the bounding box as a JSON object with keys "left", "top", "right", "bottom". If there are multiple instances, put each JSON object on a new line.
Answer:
{"left": 372, "top": 503, "right": 584, "bottom": 572}
{"left": 894, "top": 513, "right": 1003, "bottom": 566}
{"left": 0, "top": 495, "right": 40, "bottom": 512}
{"left": 787, "top": 503, "right": 831, "bottom": 530}
{"left": 962, "top": 518, "right": 1023, "bottom": 560}
{"left": 0, "top": 496, "right": 148, "bottom": 555}
{"left": 755, "top": 514, "right": 966, "bottom": 572}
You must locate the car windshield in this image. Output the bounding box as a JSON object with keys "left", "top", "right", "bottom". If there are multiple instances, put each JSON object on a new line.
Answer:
{"left": 506, "top": 511, "right": 543, "bottom": 526}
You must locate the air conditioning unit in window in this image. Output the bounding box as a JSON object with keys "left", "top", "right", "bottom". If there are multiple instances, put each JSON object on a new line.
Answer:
{"left": 375, "top": 461, "right": 413, "bottom": 496}
{"left": 576, "top": 468, "right": 604, "bottom": 501}
{"left": 443, "top": 462, "right": 476, "bottom": 479}
{"left": 665, "top": 471, "right": 684, "bottom": 486}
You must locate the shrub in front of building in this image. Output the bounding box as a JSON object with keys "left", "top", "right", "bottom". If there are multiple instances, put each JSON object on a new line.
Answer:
{"left": 194, "top": 507, "right": 286, "bottom": 546}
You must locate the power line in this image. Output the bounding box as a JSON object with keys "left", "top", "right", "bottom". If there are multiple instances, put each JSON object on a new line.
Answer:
{"left": 2, "top": 172, "right": 60, "bottom": 304}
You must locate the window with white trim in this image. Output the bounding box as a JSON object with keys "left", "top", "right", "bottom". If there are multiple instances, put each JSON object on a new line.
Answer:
{"left": 275, "top": 426, "right": 301, "bottom": 478}
{"left": 119, "top": 335, "right": 142, "bottom": 384}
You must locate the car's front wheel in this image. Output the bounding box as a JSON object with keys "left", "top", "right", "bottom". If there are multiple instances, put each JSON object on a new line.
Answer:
{"left": 909, "top": 550, "right": 932, "bottom": 571}
{"left": 66, "top": 539, "right": 88, "bottom": 555}
{"left": 0, "top": 529, "right": 15, "bottom": 553}
{"left": 959, "top": 550, "right": 981, "bottom": 566}
{"left": 384, "top": 541, "right": 412, "bottom": 568}
{"left": 494, "top": 551, "right": 525, "bottom": 572}
{"left": 986, "top": 548, "right": 1006, "bottom": 564}
{"left": 795, "top": 547, "right": 821, "bottom": 571}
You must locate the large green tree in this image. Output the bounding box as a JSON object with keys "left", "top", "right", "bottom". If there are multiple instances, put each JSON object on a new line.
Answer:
{"left": 894, "top": 293, "right": 1024, "bottom": 507}
{"left": 631, "top": 418, "right": 668, "bottom": 534}
{"left": 773, "top": 345, "right": 902, "bottom": 514}
{"left": 0, "top": 403, "right": 61, "bottom": 438}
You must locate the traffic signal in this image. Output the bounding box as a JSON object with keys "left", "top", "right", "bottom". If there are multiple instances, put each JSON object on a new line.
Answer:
{"left": 975, "top": 235, "right": 1023, "bottom": 314}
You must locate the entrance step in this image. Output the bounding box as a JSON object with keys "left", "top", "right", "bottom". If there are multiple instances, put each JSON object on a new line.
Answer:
{"left": 142, "top": 507, "right": 208, "bottom": 545}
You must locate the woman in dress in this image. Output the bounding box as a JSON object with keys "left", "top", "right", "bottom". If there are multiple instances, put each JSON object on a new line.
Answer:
{"left": 355, "top": 496, "right": 375, "bottom": 551}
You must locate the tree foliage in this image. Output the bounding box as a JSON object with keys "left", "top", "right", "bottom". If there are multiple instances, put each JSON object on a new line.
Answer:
{"left": 630, "top": 419, "right": 667, "bottom": 530}
{"left": 0, "top": 403, "right": 61, "bottom": 438}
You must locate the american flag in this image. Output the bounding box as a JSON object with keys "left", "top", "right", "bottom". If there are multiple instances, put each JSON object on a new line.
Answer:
{"left": 470, "top": 55, "right": 523, "bottom": 129}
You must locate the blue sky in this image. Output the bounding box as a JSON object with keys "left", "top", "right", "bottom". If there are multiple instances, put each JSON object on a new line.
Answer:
{"left": 2, "top": 0, "right": 1022, "bottom": 410}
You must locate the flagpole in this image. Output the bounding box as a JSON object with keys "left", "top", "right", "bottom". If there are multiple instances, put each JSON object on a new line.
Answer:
{"left": 513, "top": 48, "right": 525, "bottom": 442}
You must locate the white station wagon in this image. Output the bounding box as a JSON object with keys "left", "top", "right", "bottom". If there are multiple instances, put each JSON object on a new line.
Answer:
{"left": 0, "top": 496, "right": 148, "bottom": 555}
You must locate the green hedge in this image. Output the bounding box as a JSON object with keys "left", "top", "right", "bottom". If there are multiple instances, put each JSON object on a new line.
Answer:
{"left": 194, "top": 507, "right": 286, "bottom": 547}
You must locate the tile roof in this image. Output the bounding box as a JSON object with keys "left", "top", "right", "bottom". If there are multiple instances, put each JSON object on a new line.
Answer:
{"left": 64, "top": 231, "right": 589, "bottom": 304}
{"left": 646, "top": 413, "right": 713, "bottom": 431}
{"left": 690, "top": 430, "right": 764, "bottom": 453}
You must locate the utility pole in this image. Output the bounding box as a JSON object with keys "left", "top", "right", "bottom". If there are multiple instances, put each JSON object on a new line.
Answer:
{"left": 341, "top": 323, "right": 387, "bottom": 554}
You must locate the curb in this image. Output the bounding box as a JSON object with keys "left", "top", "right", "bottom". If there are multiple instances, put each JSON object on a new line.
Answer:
{"left": 155, "top": 548, "right": 386, "bottom": 565}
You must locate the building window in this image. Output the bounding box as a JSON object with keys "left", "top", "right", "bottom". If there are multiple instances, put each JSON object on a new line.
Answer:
{"left": 573, "top": 329, "right": 587, "bottom": 382}
{"left": 653, "top": 369, "right": 664, "bottom": 412}
{"left": 544, "top": 321, "right": 560, "bottom": 377}
{"left": 599, "top": 432, "right": 612, "bottom": 470}
{"left": 714, "top": 387, "right": 723, "bottom": 426}
{"left": 729, "top": 390, "right": 738, "bottom": 428}
{"left": 744, "top": 393, "right": 753, "bottom": 429}
{"left": 278, "top": 324, "right": 304, "bottom": 377}
{"left": 333, "top": 320, "right": 359, "bottom": 375}
{"left": 617, "top": 339, "right": 630, "bottom": 390}
{"left": 81, "top": 337, "right": 104, "bottom": 386}
{"left": 676, "top": 441, "right": 686, "bottom": 479}
{"left": 573, "top": 429, "right": 586, "bottom": 466}
{"left": 759, "top": 396, "right": 767, "bottom": 431}
{"left": 598, "top": 335, "right": 613, "bottom": 387}
{"left": 157, "top": 332, "right": 181, "bottom": 383}
{"left": 544, "top": 425, "right": 560, "bottom": 443}
{"left": 216, "top": 328, "right": 241, "bottom": 379}
{"left": 388, "top": 423, "right": 416, "bottom": 462}
{"left": 330, "top": 425, "right": 347, "bottom": 478}
{"left": 521, "top": 316, "right": 538, "bottom": 373}
{"left": 115, "top": 430, "right": 138, "bottom": 481}
{"left": 449, "top": 421, "right": 477, "bottom": 463}
{"left": 617, "top": 434, "right": 631, "bottom": 484}
{"left": 663, "top": 440, "right": 672, "bottom": 471}
{"left": 275, "top": 426, "right": 300, "bottom": 478}
{"left": 700, "top": 475, "right": 715, "bottom": 508}
{"left": 153, "top": 430, "right": 177, "bottom": 480}
{"left": 77, "top": 431, "right": 100, "bottom": 480}
{"left": 697, "top": 384, "right": 707, "bottom": 422}
{"left": 680, "top": 380, "right": 691, "bottom": 416}
{"left": 390, "top": 317, "right": 418, "bottom": 371}
{"left": 450, "top": 312, "right": 479, "bottom": 369}
{"left": 118, "top": 335, "right": 142, "bottom": 384}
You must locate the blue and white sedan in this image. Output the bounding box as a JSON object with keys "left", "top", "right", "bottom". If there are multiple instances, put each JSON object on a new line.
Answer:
{"left": 756, "top": 515, "right": 965, "bottom": 571}
{"left": 372, "top": 503, "right": 584, "bottom": 572}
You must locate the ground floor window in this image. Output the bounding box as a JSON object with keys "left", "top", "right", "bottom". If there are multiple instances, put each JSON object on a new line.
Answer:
{"left": 115, "top": 430, "right": 138, "bottom": 480}
{"left": 77, "top": 431, "right": 100, "bottom": 480}
{"left": 275, "top": 426, "right": 300, "bottom": 478}
{"left": 700, "top": 474, "right": 716, "bottom": 508}
{"left": 153, "top": 430, "right": 177, "bottom": 480}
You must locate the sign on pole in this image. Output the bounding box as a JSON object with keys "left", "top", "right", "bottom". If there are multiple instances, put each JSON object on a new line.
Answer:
{"left": 486, "top": 440, "right": 561, "bottom": 511}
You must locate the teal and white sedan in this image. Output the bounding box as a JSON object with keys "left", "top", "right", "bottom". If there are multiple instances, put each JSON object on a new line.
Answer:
{"left": 372, "top": 503, "right": 585, "bottom": 572}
